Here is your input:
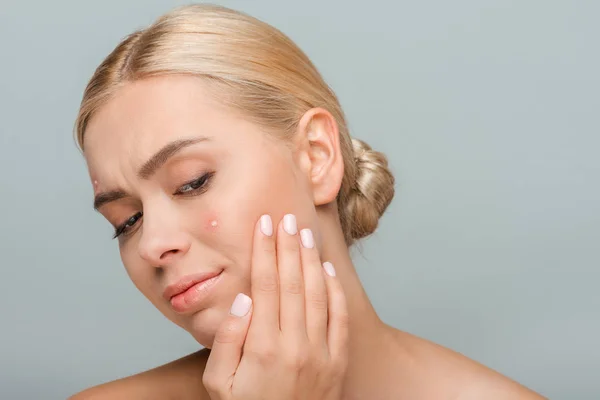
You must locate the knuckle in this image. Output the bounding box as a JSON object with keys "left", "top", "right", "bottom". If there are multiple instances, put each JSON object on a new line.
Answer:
{"left": 336, "top": 311, "right": 351, "bottom": 330}
{"left": 246, "top": 342, "right": 277, "bottom": 365}
{"left": 331, "top": 355, "right": 349, "bottom": 377}
{"left": 284, "top": 347, "right": 310, "bottom": 371}
{"left": 201, "top": 371, "right": 220, "bottom": 392}
{"left": 310, "top": 350, "right": 329, "bottom": 371}
{"left": 282, "top": 280, "right": 303, "bottom": 295}
{"left": 257, "top": 275, "right": 278, "bottom": 294}
{"left": 308, "top": 291, "right": 328, "bottom": 310}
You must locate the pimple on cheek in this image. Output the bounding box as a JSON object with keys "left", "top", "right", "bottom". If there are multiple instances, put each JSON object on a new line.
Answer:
{"left": 203, "top": 211, "right": 220, "bottom": 233}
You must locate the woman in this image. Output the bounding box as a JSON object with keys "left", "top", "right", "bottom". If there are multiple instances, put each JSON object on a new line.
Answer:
{"left": 71, "top": 4, "right": 544, "bottom": 399}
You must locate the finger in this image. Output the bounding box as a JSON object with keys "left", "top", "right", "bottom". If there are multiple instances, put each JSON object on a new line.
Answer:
{"left": 277, "top": 214, "right": 306, "bottom": 336}
{"left": 299, "top": 228, "right": 328, "bottom": 344}
{"left": 249, "top": 214, "right": 279, "bottom": 338}
{"left": 322, "top": 262, "right": 349, "bottom": 362}
{"left": 203, "top": 293, "right": 253, "bottom": 398}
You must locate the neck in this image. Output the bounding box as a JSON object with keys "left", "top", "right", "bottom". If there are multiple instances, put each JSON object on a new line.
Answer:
{"left": 318, "top": 207, "right": 398, "bottom": 398}
{"left": 319, "top": 216, "right": 382, "bottom": 333}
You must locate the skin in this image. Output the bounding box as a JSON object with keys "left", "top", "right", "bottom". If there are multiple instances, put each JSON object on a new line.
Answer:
{"left": 201, "top": 216, "right": 348, "bottom": 400}
{"left": 72, "top": 75, "right": 546, "bottom": 399}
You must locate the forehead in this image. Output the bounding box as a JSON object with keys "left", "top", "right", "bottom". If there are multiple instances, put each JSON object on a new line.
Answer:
{"left": 85, "top": 75, "right": 216, "bottom": 160}
{"left": 83, "top": 75, "right": 257, "bottom": 184}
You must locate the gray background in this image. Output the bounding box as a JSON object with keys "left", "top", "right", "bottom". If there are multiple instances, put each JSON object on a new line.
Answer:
{"left": 1, "top": 0, "right": 598, "bottom": 399}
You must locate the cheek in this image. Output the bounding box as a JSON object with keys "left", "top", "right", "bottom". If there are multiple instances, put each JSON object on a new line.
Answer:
{"left": 193, "top": 208, "right": 252, "bottom": 260}
{"left": 119, "top": 247, "right": 139, "bottom": 282}
{"left": 119, "top": 244, "right": 157, "bottom": 301}
{"left": 202, "top": 210, "right": 220, "bottom": 233}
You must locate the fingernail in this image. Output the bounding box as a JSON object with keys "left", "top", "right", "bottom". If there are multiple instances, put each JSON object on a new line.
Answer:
{"left": 260, "top": 214, "right": 273, "bottom": 236}
{"left": 283, "top": 214, "right": 297, "bottom": 235}
{"left": 323, "top": 261, "right": 336, "bottom": 277}
{"left": 230, "top": 293, "right": 252, "bottom": 317}
{"left": 300, "top": 228, "right": 314, "bottom": 248}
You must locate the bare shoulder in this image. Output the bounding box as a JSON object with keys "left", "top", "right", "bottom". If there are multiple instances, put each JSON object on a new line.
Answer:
{"left": 441, "top": 351, "right": 547, "bottom": 400}
{"left": 69, "top": 348, "right": 211, "bottom": 400}
{"left": 390, "top": 329, "right": 546, "bottom": 399}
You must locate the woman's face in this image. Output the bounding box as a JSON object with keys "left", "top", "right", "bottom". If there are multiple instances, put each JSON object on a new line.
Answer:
{"left": 84, "top": 75, "right": 321, "bottom": 347}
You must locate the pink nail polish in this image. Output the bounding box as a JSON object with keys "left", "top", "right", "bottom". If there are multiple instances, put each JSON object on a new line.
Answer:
{"left": 260, "top": 214, "right": 273, "bottom": 236}
{"left": 300, "top": 229, "right": 314, "bottom": 248}
{"left": 230, "top": 293, "right": 252, "bottom": 317}
{"left": 283, "top": 214, "right": 297, "bottom": 235}
{"left": 323, "top": 262, "right": 336, "bottom": 277}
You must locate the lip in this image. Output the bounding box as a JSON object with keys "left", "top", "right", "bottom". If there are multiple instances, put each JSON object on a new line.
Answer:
{"left": 163, "top": 270, "right": 224, "bottom": 313}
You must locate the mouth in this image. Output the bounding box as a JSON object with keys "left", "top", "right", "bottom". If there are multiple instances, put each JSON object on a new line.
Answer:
{"left": 163, "top": 270, "right": 224, "bottom": 313}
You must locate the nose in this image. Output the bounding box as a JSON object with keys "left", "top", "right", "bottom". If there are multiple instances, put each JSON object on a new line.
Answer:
{"left": 137, "top": 209, "right": 191, "bottom": 267}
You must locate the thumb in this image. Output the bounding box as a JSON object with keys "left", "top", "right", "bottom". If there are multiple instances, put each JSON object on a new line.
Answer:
{"left": 203, "top": 293, "right": 253, "bottom": 397}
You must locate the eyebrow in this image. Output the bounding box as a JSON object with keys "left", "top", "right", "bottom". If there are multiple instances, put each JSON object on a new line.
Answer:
{"left": 138, "top": 136, "right": 210, "bottom": 180}
{"left": 93, "top": 136, "right": 210, "bottom": 210}
{"left": 93, "top": 190, "right": 128, "bottom": 210}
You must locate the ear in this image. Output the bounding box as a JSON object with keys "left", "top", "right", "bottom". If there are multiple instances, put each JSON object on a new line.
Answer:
{"left": 294, "top": 108, "right": 344, "bottom": 206}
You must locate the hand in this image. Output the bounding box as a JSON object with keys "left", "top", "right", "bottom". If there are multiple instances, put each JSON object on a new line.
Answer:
{"left": 203, "top": 213, "right": 349, "bottom": 400}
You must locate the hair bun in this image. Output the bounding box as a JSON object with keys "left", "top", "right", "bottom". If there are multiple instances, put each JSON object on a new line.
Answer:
{"left": 345, "top": 138, "right": 395, "bottom": 241}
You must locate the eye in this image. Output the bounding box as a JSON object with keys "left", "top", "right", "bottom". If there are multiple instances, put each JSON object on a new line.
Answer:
{"left": 110, "top": 172, "right": 214, "bottom": 240}
{"left": 175, "top": 172, "right": 214, "bottom": 196}
{"left": 113, "top": 211, "right": 143, "bottom": 239}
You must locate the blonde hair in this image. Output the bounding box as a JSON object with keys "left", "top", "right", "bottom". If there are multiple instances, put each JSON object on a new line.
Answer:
{"left": 75, "top": 4, "right": 394, "bottom": 245}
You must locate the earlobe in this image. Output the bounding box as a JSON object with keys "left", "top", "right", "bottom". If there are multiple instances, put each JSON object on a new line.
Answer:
{"left": 296, "top": 108, "right": 344, "bottom": 206}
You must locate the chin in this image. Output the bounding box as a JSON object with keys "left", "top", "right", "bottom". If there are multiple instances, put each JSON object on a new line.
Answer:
{"left": 187, "top": 304, "right": 230, "bottom": 348}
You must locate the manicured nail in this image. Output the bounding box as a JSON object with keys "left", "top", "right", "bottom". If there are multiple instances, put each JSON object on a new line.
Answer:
{"left": 260, "top": 214, "right": 273, "bottom": 236}
{"left": 300, "top": 228, "right": 314, "bottom": 248}
{"left": 283, "top": 214, "right": 297, "bottom": 235}
{"left": 230, "top": 293, "right": 252, "bottom": 317}
{"left": 323, "top": 262, "right": 336, "bottom": 277}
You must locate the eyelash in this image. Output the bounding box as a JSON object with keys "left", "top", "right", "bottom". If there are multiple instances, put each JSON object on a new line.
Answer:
{"left": 112, "top": 171, "right": 215, "bottom": 239}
